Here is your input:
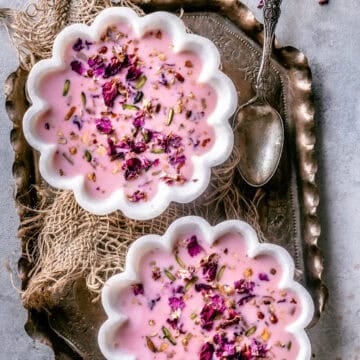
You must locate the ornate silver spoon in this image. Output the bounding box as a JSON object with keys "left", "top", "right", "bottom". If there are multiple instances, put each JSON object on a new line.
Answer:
{"left": 236, "top": 0, "right": 284, "bottom": 187}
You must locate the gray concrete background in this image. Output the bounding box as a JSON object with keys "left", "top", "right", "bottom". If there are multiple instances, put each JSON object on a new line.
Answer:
{"left": 0, "top": 0, "right": 359, "bottom": 359}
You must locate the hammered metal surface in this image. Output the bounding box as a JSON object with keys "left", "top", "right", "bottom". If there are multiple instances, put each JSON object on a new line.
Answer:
{"left": 5, "top": 2, "right": 327, "bottom": 359}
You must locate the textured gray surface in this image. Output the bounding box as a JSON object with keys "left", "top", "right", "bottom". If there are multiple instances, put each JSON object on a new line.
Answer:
{"left": 0, "top": 0, "right": 359, "bottom": 359}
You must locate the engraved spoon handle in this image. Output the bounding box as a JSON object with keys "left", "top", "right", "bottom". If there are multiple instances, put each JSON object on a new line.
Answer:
{"left": 256, "top": 0, "right": 282, "bottom": 99}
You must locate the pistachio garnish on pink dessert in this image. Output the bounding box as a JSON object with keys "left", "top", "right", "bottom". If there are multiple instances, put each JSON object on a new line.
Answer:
{"left": 99, "top": 217, "right": 314, "bottom": 360}
{"left": 23, "top": 8, "right": 237, "bottom": 218}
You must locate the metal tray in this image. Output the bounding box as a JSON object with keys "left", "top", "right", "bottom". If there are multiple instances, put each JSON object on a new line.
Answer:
{"left": 5, "top": 1, "right": 328, "bottom": 358}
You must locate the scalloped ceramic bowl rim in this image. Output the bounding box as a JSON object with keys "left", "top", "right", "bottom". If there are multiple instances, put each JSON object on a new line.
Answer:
{"left": 23, "top": 7, "right": 237, "bottom": 220}
{"left": 98, "top": 216, "right": 314, "bottom": 360}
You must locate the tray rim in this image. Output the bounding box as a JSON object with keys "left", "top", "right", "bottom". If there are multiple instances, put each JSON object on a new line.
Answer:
{"left": 4, "top": 0, "right": 327, "bottom": 357}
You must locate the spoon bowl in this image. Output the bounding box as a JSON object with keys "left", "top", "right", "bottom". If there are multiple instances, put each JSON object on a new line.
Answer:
{"left": 236, "top": 98, "right": 284, "bottom": 186}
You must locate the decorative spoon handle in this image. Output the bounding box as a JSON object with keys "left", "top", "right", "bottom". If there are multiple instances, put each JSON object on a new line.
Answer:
{"left": 256, "top": 0, "right": 282, "bottom": 99}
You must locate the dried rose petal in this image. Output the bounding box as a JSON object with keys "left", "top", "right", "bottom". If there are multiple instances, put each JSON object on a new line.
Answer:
{"left": 127, "top": 190, "right": 146, "bottom": 203}
{"left": 126, "top": 65, "right": 142, "bottom": 81}
{"left": 201, "top": 253, "right": 219, "bottom": 282}
{"left": 132, "top": 141, "right": 147, "bottom": 154}
{"left": 70, "top": 60, "right": 85, "bottom": 75}
{"left": 168, "top": 296, "right": 185, "bottom": 311}
{"left": 148, "top": 295, "right": 161, "bottom": 310}
{"left": 238, "top": 294, "right": 256, "bottom": 306}
{"left": 200, "top": 303, "right": 217, "bottom": 331}
{"left": 166, "top": 318, "right": 179, "bottom": 330}
{"left": 194, "top": 283, "right": 213, "bottom": 292}
{"left": 72, "top": 115, "right": 83, "bottom": 130}
{"left": 72, "top": 38, "right": 84, "bottom": 52}
{"left": 102, "top": 80, "right": 118, "bottom": 107}
{"left": 169, "top": 153, "right": 186, "bottom": 168}
{"left": 107, "top": 138, "right": 124, "bottom": 160}
{"left": 160, "top": 174, "right": 187, "bottom": 185}
{"left": 132, "top": 283, "right": 144, "bottom": 296}
{"left": 142, "top": 158, "right": 153, "bottom": 171}
{"left": 159, "top": 72, "right": 168, "bottom": 86}
{"left": 257, "top": 0, "right": 264, "bottom": 8}
{"left": 133, "top": 112, "right": 145, "bottom": 128}
{"left": 209, "top": 294, "right": 226, "bottom": 313}
{"left": 200, "top": 342, "right": 215, "bottom": 360}
{"left": 123, "top": 157, "right": 143, "bottom": 181}
{"left": 88, "top": 55, "right": 105, "bottom": 76}
{"left": 250, "top": 339, "right": 268, "bottom": 357}
{"left": 258, "top": 272, "right": 270, "bottom": 281}
{"left": 186, "top": 235, "right": 204, "bottom": 257}
{"left": 96, "top": 118, "right": 113, "bottom": 134}
{"left": 167, "top": 133, "right": 182, "bottom": 149}
{"left": 103, "top": 56, "right": 124, "bottom": 78}
{"left": 152, "top": 267, "right": 161, "bottom": 280}
{"left": 234, "top": 279, "right": 255, "bottom": 294}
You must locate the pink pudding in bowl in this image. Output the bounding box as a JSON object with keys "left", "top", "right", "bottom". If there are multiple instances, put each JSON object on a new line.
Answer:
{"left": 36, "top": 25, "right": 216, "bottom": 202}
{"left": 99, "top": 217, "right": 314, "bottom": 360}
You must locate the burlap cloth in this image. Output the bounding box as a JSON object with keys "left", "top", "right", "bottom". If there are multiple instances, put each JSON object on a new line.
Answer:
{"left": 1, "top": 0, "right": 264, "bottom": 311}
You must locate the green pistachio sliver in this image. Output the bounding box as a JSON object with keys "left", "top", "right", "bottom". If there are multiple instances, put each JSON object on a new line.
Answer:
{"left": 190, "top": 312, "right": 197, "bottom": 320}
{"left": 167, "top": 108, "right": 174, "bottom": 125}
{"left": 175, "top": 252, "right": 186, "bottom": 268}
{"left": 84, "top": 150, "right": 92, "bottom": 162}
{"left": 287, "top": 341, "right": 292, "bottom": 350}
{"left": 122, "top": 103, "right": 139, "bottom": 111}
{"left": 146, "top": 336, "right": 158, "bottom": 353}
{"left": 81, "top": 91, "right": 87, "bottom": 106}
{"left": 63, "top": 79, "right": 70, "bottom": 96}
{"left": 164, "top": 268, "right": 176, "bottom": 282}
{"left": 151, "top": 148, "right": 164, "bottom": 154}
{"left": 216, "top": 265, "right": 226, "bottom": 282}
{"left": 135, "top": 74, "right": 147, "bottom": 89}
{"left": 245, "top": 325, "right": 257, "bottom": 337}
{"left": 185, "top": 276, "right": 198, "bottom": 292}
{"left": 141, "top": 128, "right": 151, "bottom": 143}
{"left": 162, "top": 326, "right": 177, "bottom": 345}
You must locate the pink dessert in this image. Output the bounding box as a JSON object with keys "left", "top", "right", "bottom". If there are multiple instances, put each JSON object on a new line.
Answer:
{"left": 36, "top": 24, "right": 216, "bottom": 202}
{"left": 114, "top": 232, "right": 302, "bottom": 359}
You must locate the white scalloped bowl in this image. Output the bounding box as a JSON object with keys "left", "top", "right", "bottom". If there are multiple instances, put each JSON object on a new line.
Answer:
{"left": 99, "top": 216, "right": 314, "bottom": 360}
{"left": 23, "top": 7, "right": 237, "bottom": 220}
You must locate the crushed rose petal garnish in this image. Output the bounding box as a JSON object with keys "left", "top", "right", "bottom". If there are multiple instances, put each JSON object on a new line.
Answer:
{"left": 36, "top": 25, "right": 217, "bottom": 202}
{"left": 115, "top": 232, "right": 303, "bottom": 359}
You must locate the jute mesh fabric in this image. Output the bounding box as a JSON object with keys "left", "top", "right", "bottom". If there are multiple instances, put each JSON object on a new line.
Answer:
{"left": 0, "top": 0, "right": 264, "bottom": 310}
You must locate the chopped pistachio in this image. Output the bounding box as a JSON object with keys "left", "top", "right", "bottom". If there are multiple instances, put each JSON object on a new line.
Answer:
{"left": 63, "top": 79, "right": 70, "bottom": 96}
{"left": 162, "top": 326, "right": 177, "bottom": 345}
{"left": 175, "top": 252, "right": 186, "bottom": 268}
{"left": 81, "top": 91, "right": 86, "bottom": 106}
{"left": 245, "top": 326, "right": 257, "bottom": 337}
{"left": 122, "top": 103, "right": 139, "bottom": 111}
{"left": 84, "top": 150, "right": 92, "bottom": 162}
{"left": 135, "top": 74, "right": 147, "bottom": 89}
{"left": 216, "top": 265, "right": 226, "bottom": 282}
{"left": 167, "top": 108, "right": 174, "bottom": 125}
{"left": 185, "top": 276, "right": 198, "bottom": 292}
{"left": 164, "top": 269, "right": 176, "bottom": 282}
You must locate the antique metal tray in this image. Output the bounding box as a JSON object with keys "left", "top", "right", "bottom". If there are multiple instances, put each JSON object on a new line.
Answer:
{"left": 5, "top": 1, "right": 328, "bottom": 358}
